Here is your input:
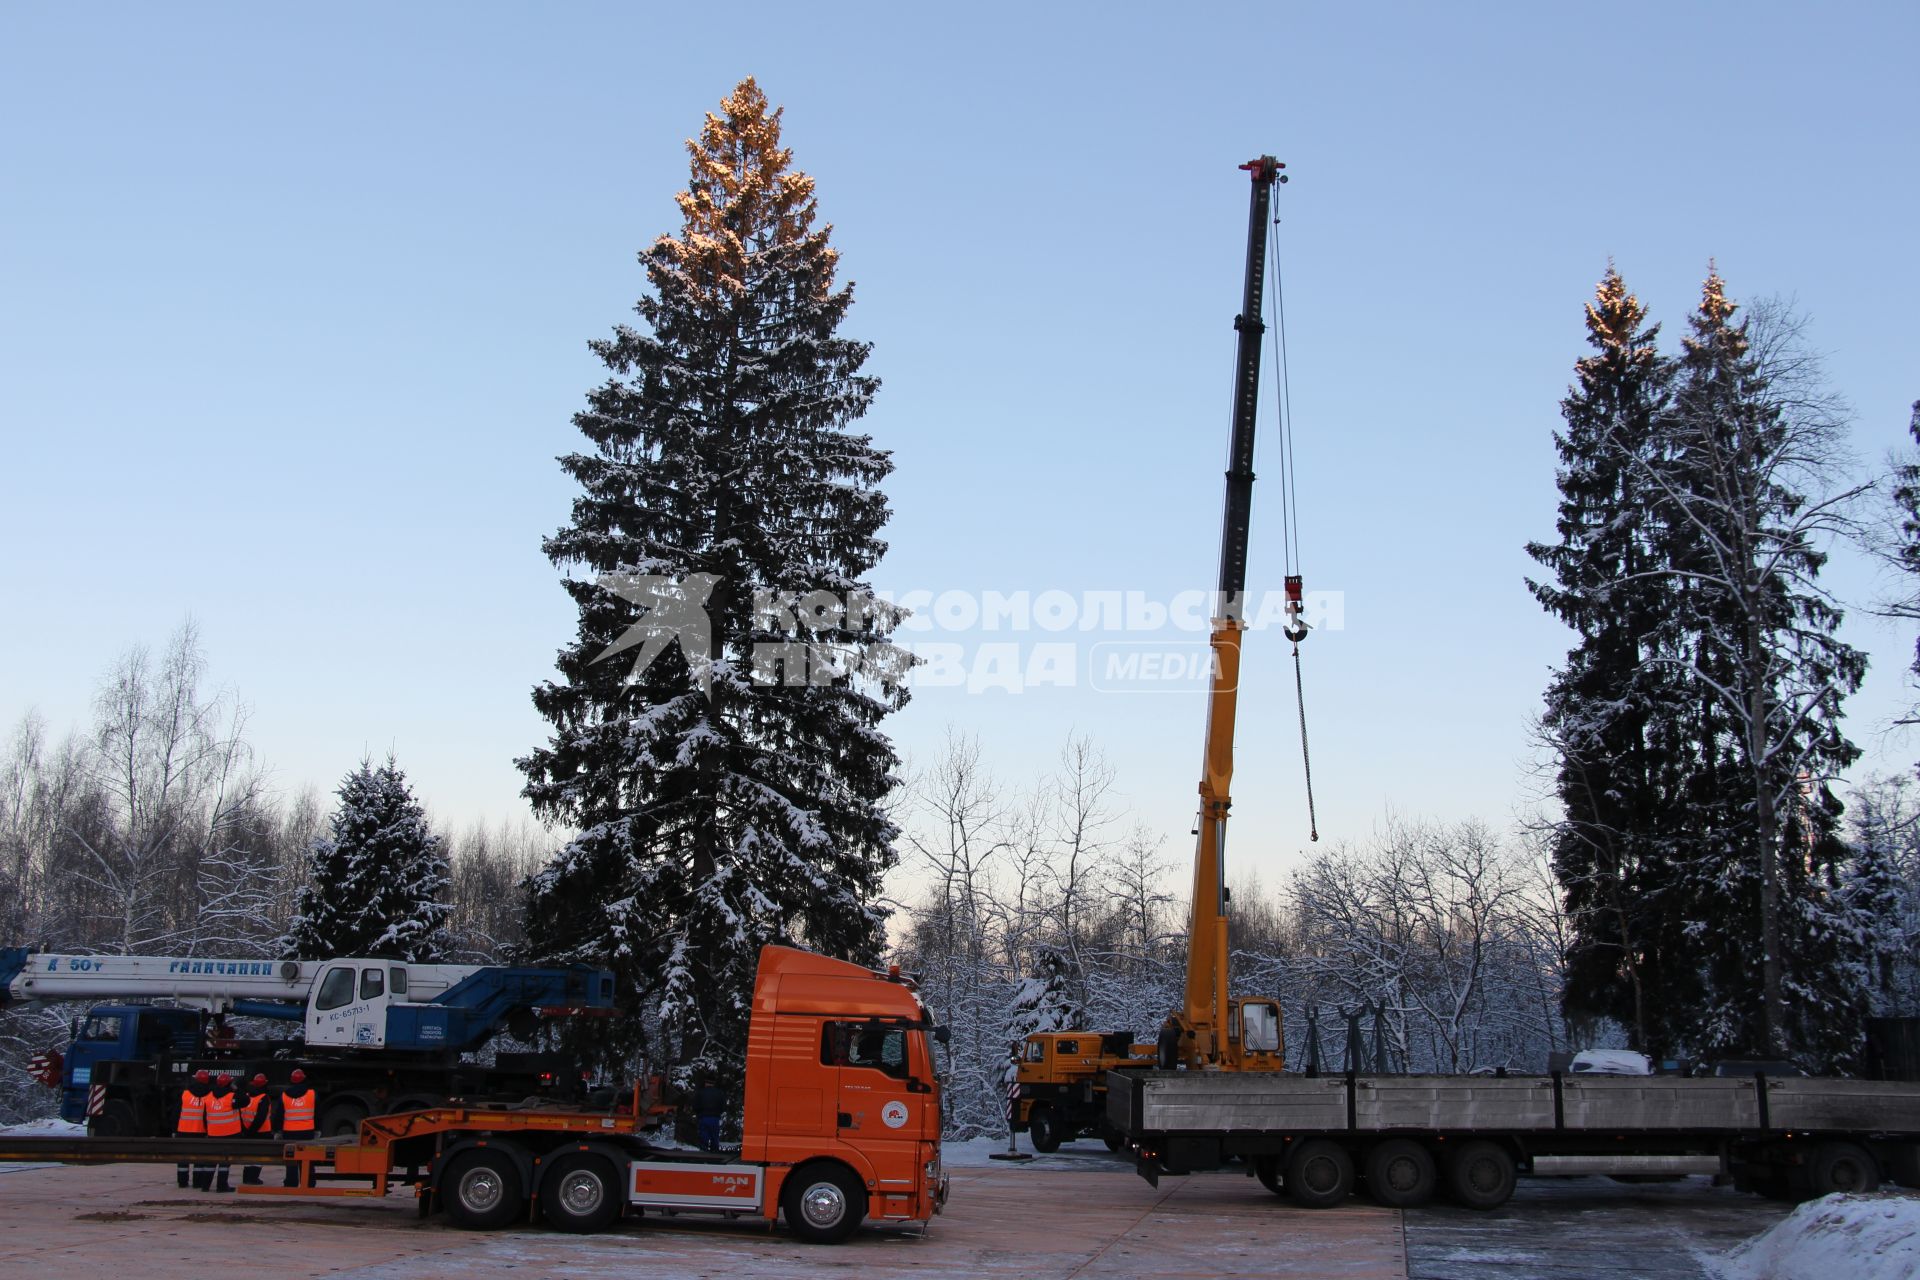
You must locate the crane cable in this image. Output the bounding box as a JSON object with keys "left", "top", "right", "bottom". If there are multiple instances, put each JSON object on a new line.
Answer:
{"left": 1267, "top": 205, "right": 1319, "bottom": 843}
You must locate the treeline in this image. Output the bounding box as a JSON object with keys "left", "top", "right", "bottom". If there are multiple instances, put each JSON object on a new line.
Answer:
{"left": 0, "top": 624, "right": 545, "bottom": 1124}
{"left": 891, "top": 733, "right": 1575, "bottom": 1139}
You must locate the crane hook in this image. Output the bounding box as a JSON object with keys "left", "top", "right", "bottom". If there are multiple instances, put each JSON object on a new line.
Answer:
{"left": 1282, "top": 574, "right": 1309, "bottom": 643}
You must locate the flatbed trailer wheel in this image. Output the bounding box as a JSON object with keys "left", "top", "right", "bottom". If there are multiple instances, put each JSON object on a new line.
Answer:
{"left": 441, "top": 1148, "right": 526, "bottom": 1231}
{"left": 320, "top": 1099, "right": 369, "bottom": 1138}
{"left": 1806, "top": 1141, "right": 1879, "bottom": 1196}
{"left": 782, "top": 1162, "right": 867, "bottom": 1244}
{"left": 1445, "top": 1140, "right": 1515, "bottom": 1210}
{"left": 88, "top": 1099, "right": 139, "bottom": 1138}
{"left": 1364, "top": 1139, "right": 1436, "bottom": 1208}
{"left": 542, "top": 1153, "right": 621, "bottom": 1234}
{"left": 1028, "top": 1105, "right": 1063, "bottom": 1153}
{"left": 1285, "top": 1139, "right": 1353, "bottom": 1208}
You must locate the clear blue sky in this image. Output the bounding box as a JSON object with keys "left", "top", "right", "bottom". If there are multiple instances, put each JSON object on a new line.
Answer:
{"left": 3, "top": 2, "right": 1916, "bottom": 888}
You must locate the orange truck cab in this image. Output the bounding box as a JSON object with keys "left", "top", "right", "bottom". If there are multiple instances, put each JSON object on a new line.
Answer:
{"left": 740, "top": 946, "right": 948, "bottom": 1238}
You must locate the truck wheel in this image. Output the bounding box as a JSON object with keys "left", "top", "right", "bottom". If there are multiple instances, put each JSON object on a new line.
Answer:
{"left": 782, "top": 1162, "right": 866, "bottom": 1244}
{"left": 1806, "top": 1141, "right": 1879, "bottom": 1196}
{"left": 1100, "top": 1124, "right": 1125, "bottom": 1153}
{"left": 542, "top": 1153, "right": 621, "bottom": 1234}
{"left": 89, "top": 1099, "right": 139, "bottom": 1138}
{"left": 1028, "top": 1105, "right": 1063, "bottom": 1154}
{"left": 1446, "top": 1140, "right": 1516, "bottom": 1210}
{"left": 1254, "top": 1155, "right": 1283, "bottom": 1196}
{"left": 441, "top": 1149, "right": 525, "bottom": 1231}
{"left": 320, "top": 1099, "right": 369, "bottom": 1138}
{"left": 1364, "top": 1139, "right": 1436, "bottom": 1208}
{"left": 1285, "top": 1139, "right": 1354, "bottom": 1208}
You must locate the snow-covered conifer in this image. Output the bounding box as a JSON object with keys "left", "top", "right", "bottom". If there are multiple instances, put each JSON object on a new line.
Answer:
{"left": 1526, "top": 267, "right": 1694, "bottom": 1057}
{"left": 518, "top": 79, "right": 910, "bottom": 1075}
{"left": 285, "top": 755, "right": 449, "bottom": 961}
{"left": 1003, "top": 946, "right": 1081, "bottom": 1046}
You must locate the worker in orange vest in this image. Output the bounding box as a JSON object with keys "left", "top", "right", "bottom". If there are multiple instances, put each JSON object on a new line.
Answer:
{"left": 277, "top": 1068, "right": 317, "bottom": 1188}
{"left": 174, "top": 1069, "right": 210, "bottom": 1189}
{"left": 239, "top": 1072, "right": 272, "bottom": 1186}
{"left": 202, "top": 1071, "right": 243, "bottom": 1193}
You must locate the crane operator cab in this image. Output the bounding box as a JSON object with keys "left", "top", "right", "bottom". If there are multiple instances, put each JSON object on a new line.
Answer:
{"left": 1223, "top": 996, "right": 1284, "bottom": 1071}
{"left": 307, "top": 960, "right": 408, "bottom": 1048}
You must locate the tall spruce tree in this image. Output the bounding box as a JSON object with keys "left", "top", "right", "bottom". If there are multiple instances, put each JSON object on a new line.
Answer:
{"left": 1526, "top": 267, "right": 1690, "bottom": 1056}
{"left": 519, "top": 79, "right": 911, "bottom": 1078}
{"left": 1877, "top": 402, "right": 1920, "bottom": 722}
{"left": 285, "top": 755, "right": 450, "bottom": 961}
{"left": 1650, "top": 272, "right": 1869, "bottom": 1066}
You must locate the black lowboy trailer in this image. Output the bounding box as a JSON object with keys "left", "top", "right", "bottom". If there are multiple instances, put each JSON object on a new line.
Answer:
{"left": 1109, "top": 1070, "right": 1920, "bottom": 1208}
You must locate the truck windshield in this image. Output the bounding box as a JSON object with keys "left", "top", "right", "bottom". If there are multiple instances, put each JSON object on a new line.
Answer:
{"left": 80, "top": 1014, "right": 123, "bottom": 1041}
{"left": 1242, "top": 1003, "right": 1280, "bottom": 1053}
{"left": 315, "top": 967, "right": 355, "bottom": 1011}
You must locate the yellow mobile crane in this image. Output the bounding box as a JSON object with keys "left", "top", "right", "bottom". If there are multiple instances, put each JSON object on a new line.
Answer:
{"left": 1014, "top": 156, "right": 1297, "bottom": 1151}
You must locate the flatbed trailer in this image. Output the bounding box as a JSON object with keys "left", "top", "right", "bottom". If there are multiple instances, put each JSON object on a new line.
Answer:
{"left": 1110, "top": 1070, "right": 1920, "bottom": 1208}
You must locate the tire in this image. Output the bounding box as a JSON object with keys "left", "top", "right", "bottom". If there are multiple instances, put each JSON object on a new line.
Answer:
{"left": 1285, "top": 1139, "right": 1354, "bottom": 1209}
{"left": 1364, "top": 1139, "right": 1436, "bottom": 1208}
{"left": 89, "top": 1099, "right": 139, "bottom": 1139}
{"left": 319, "top": 1099, "right": 370, "bottom": 1139}
{"left": 1254, "top": 1155, "right": 1283, "bottom": 1196}
{"left": 1446, "top": 1140, "right": 1516, "bottom": 1210}
{"left": 1101, "top": 1127, "right": 1125, "bottom": 1153}
{"left": 440, "top": 1148, "right": 525, "bottom": 1231}
{"left": 781, "top": 1162, "right": 867, "bottom": 1245}
{"left": 1805, "top": 1141, "right": 1880, "bottom": 1196}
{"left": 1028, "top": 1105, "right": 1063, "bottom": 1154}
{"left": 541, "top": 1152, "right": 621, "bottom": 1234}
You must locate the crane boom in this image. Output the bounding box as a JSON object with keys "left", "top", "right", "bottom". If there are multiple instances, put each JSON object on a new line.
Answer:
{"left": 1181, "top": 156, "right": 1285, "bottom": 1068}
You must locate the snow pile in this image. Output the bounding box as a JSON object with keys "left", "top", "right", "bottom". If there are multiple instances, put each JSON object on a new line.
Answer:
{"left": 1709, "top": 1192, "right": 1920, "bottom": 1280}
{"left": 0, "top": 1118, "right": 84, "bottom": 1137}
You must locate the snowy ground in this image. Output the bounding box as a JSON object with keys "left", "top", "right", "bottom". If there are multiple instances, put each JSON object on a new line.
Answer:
{"left": 1704, "top": 1191, "right": 1920, "bottom": 1280}
{"left": 1404, "top": 1176, "right": 1790, "bottom": 1280}
{"left": 0, "top": 1117, "right": 84, "bottom": 1137}
{"left": 941, "top": 1134, "right": 1136, "bottom": 1171}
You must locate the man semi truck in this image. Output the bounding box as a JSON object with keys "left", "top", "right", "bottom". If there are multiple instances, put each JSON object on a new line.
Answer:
{"left": 1, "top": 946, "right": 616, "bottom": 1136}
{"left": 0, "top": 944, "right": 947, "bottom": 1244}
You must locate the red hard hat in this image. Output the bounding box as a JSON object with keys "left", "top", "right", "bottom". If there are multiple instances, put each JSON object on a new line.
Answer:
{"left": 193, "top": 1070, "right": 210, "bottom": 1084}
{"left": 215, "top": 1073, "right": 232, "bottom": 1085}
{"left": 290, "top": 1069, "right": 306, "bottom": 1084}
{"left": 251, "top": 1073, "right": 268, "bottom": 1086}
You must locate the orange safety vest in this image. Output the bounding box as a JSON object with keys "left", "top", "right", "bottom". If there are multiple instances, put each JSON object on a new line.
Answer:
{"left": 175, "top": 1088, "right": 205, "bottom": 1135}
{"left": 240, "top": 1092, "right": 267, "bottom": 1130}
{"left": 280, "top": 1088, "right": 316, "bottom": 1133}
{"left": 204, "top": 1090, "right": 241, "bottom": 1137}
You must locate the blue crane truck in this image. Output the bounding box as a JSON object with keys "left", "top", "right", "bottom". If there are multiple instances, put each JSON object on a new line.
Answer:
{"left": 2, "top": 947, "right": 615, "bottom": 1137}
